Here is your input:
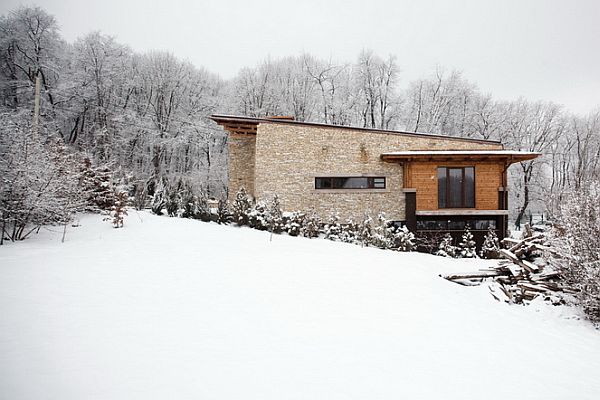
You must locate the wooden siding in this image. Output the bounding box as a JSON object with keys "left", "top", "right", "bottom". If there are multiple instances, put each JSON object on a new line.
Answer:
{"left": 406, "top": 161, "right": 504, "bottom": 211}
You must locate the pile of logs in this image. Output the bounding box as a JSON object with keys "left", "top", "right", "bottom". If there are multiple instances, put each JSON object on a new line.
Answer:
{"left": 442, "top": 226, "right": 572, "bottom": 304}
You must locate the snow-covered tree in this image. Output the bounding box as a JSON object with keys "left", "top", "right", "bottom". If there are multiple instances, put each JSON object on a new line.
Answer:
{"left": 358, "top": 214, "right": 374, "bottom": 247}
{"left": 79, "top": 158, "right": 114, "bottom": 211}
{"left": 231, "top": 187, "right": 252, "bottom": 226}
{"left": 436, "top": 233, "right": 457, "bottom": 258}
{"left": 284, "top": 211, "right": 304, "bottom": 237}
{"left": 548, "top": 182, "right": 600, "bottom": 321}
{"left": 300, "top": 211, "right": 320, "bottom": 238}
{"left": 323, "top": 214, "right": 343, "bottom": 241}
{"left": 248, "top": 201, "right": 268, "bottom": 230}
{"left": 266, "top": 194, "right": 284, "bottom": 234}
{"left": 458, "top": 226, "right": 477, "bottom": 258}
{"left": 480, "top": 227, "right": 500, "bottom": 259}
{"left": 216, "top": 199, "right": 232, "bottom": 225}
{"left": 110, "top": 190, "right": 128, "bottom": 228}
{"left": 394, "top": 225, "right": 416, "bottom": 252}
{"left": 371, "top": 212, "right": 395, "bottom": 249}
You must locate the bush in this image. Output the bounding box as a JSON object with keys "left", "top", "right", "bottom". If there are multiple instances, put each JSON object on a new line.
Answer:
{"left": 323, "top": 214, "right": 343, "bottom": 241}
{"left": 79, "top": 157, "right": 115, "bottom": 211}
{"left": 358, "top": 214, "right": 374, "bottom": 246}
{"left": 150, "top": 179, "right": 167, "bottom": 215}
{"left": 284, "top": 211, "right": 305, "bottom": 237}
{"left": 216, "top": 199, "right": 233, "bottom": 225}
{"left": 266, "top": 195, "right": 284, "bottom": 233}
{"left": 548, "top": 183, "right": 600, "bottom": 322}
{"left": 110, "top": 191, "right": 128, "bottom": 228}
{"left": 394, "top": 225, "right": 416, "bottom": 252}
{"left": 436, "top": 233, "right": 457, "bottom": 258}
{"left": 480, "top": 227, "right": 501, "bottom": 259}
{"left": 300, "top": 211, "right": 321, "bottom": 238}
{"left": 458, "top": 226, "right": 477, "bottom": 258}
{"left": 232, "top": 187, "right": 253, "bottom": 226}
{"left": 339, "top": 219, "right": 360, "bottom": 244}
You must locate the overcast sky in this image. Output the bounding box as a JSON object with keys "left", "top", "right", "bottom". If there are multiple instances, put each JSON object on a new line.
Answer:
{"left": 2, "top": 0, "right": 599, "bottom": 115}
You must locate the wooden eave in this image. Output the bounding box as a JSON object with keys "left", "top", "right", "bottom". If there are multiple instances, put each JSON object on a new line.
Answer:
{"left": 380, "top": 152, "right": 541, "bottom": 165}
{"left": 209, "top": 115, "right": 258, "bottom": 136}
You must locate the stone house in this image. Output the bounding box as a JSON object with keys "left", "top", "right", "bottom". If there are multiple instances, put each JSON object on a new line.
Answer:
{"left": 210, "top": 114, "right": 539, "bottom": 245}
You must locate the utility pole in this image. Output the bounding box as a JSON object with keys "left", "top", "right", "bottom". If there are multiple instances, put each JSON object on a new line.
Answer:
{"left": 33, "top": 70, "right": 41, "bottom": 135}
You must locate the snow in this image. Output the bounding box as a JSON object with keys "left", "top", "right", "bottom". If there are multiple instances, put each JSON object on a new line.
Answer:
{"left": 1, "top": 212, "right": 599, "bottom": 399}
{"left": 381, "top": 150, "right": 541, "bottom": 156}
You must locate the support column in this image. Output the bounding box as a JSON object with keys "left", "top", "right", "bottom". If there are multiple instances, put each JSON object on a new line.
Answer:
{"left": 498, "top": 187, "right": 509, "bottom": 240}
{"left": 404, "top": 188, "right": 417, "bottom": 231}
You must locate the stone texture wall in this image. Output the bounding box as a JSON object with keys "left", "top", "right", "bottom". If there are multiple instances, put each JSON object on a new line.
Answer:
{"left": 227, "top": 135, "right": 256, "bottom": 198}
{"left": 252, "top": 123, "right": 502, "bottom": 221}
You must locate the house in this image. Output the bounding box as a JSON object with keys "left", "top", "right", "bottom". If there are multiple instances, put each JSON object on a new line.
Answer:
{"left": 210, "top": 114, "right": 540, "bottom": 247}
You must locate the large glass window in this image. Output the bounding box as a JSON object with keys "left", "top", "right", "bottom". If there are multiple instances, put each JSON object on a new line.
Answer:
{"left": 438, "top": 167, "right": 475, "bottom": 208}
{"left": 315, "top": 177, "right": 386, "bottom": 190}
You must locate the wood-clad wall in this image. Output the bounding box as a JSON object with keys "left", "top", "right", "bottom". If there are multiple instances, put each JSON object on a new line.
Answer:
{"left": 405, "top": 161, "right": 504, "bottom": 210}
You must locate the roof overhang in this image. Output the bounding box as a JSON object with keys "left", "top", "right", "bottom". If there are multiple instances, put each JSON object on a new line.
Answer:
{"left": 209, "top": 115, "right": 259, "bottom": 135}
{"left": 380, "top": 150, "right": 541, "bottom": 165}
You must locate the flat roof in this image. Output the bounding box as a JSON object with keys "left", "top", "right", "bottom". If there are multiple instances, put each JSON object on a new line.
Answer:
{"left": 209, "top": 114, "right": 503, "bottom": 146}
{"left": 381, "top": 150, "right": 541, "bottom": 163}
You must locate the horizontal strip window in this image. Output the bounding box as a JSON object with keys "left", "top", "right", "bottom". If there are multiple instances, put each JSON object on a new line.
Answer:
{"left": 416, "top": 219, "right": 497, "bottom": 231}
{"left": 315, "top": 177, "right": 386, "bottom": 190}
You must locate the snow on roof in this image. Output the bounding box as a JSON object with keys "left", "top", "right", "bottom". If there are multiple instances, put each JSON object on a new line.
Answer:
{"left": 381, "top": 150, "right": 541, "bottom": 157}
{"left": 380, "top": 150, "right": 541, "bottom": 164}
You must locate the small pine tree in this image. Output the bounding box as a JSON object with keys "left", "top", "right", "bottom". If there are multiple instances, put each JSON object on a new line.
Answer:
{"left": 165, "top": 187, "right": 180, "bottom": 217}
{"left": 394, "top": 225, "right": 416, "bottom": 252}
{"left": 323, "top": 214, "right": 343, "bottom": 241}
{"left": 216, "top": 199, "right": 233, "bottom": 224}
{"left": 266, "top": 194, "right": 284, "bottom": 233}
{"left": 480, "top": 227, "right": 500, "bottom": 259}
{"left": 248, "top": 201, "right": 268, "bottom": 230}
{"left": 284, "top": 211, "right": 302, "bottom": 236}
{"left": 339, "top": 219, "right": 359, "bottom": 244}
{"left": 371, "top": 212, "right": 394, "bottom": 249}
{"left": 436, "top": 233, "right": 457, "bottom": 258}
{"left": 196, "top": 195, "right": 212, "bottom": 222}
{"left": 79, "top": 157, "right": 115, "bottom": 211}
{"left": 458, "top": 226, "right": 478, "bottom": 258}
{"left": 232, "top": 187, "right": 253, "bottom": 226}
{"left": 301, "top": 211, "right": 321, "bottom": 238}
{"left": 358, "top": 214, "right": 374, "bottom": 247}
{"left": 110, "top": 191, "right": 128, "bottom": 228}
{"left": 150, "top": 179, "right": 166, "bottom": 215}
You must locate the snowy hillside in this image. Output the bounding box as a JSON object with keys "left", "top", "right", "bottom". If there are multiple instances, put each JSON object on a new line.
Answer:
{"left": 1, "top": 212, "right": 599, "bottom": 399}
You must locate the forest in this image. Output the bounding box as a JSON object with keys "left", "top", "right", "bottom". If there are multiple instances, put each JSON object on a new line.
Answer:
{"left": 1, "top": 5, "right": 599, "bottom": 242}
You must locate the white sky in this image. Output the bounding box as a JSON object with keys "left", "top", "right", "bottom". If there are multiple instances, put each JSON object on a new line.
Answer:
{"left": 2, "top": 0, "right": 599, "bottom": 115}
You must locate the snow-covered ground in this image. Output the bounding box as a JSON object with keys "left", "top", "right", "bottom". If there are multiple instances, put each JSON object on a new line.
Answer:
{"left": 1, "top": 212, "right": 599, "bottom": 400}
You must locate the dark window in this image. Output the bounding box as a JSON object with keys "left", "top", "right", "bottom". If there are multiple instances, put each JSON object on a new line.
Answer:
{"left": 417, "top": 220, "right": 448, "bottom": 230}
{"left": 438, "top": 167, "right": 475, "bottom": 208}
{"left": 448, "top": 220, "right": 466, "bottom": 230}
{"left": 315, "top": 177, "right": 386, "bottom": 190}
{"left": 417, "top": 218, "right": 499, "bottom": 231}
{"left": 474, "top": 219, "right": 497, "bottom": 230}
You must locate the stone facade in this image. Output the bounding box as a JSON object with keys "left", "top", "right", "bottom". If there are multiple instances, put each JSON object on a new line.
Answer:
{"left": 229, "top": 122, "right": 502, "bottom": 222}
{"left": 227, "top": 135, "right": 256, "bottom": 198}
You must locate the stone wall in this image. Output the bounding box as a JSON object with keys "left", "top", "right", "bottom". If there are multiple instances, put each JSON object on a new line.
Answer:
{"left": 252, "top": 123, "right": 502, "bottom": 221}
{"left": 227, "top": 135, "right": 256, "bottom": 198}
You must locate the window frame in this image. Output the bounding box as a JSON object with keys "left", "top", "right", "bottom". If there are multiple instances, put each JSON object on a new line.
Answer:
{"left": 438, "top": 166, "right": 475, "bottom": 208}
{"left": 315, "top": 176, "right": 386, "bottom": 190}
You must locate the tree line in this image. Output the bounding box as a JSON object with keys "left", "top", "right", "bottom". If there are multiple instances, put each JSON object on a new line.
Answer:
{"left": 1, "top": 5, "right": 599, "bottom": 238}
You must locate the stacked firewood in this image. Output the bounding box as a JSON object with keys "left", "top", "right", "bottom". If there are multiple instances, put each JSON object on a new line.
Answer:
{"left": 442, "top": 226, "right": 572, "bottom": 304}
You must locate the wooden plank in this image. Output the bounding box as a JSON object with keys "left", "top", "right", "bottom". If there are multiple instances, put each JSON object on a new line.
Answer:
{"left": 442, "top": 270, "right": 505, "bottom": 280}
